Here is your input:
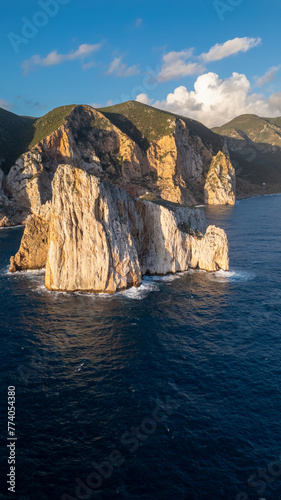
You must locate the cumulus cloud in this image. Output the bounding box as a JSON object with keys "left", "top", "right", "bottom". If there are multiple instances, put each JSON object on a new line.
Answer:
{"left": 157, "top": 37, "right": 261, "bottom": 82}
{"left": 137, "top": 72, "right": 281, "bottom": 128}
{"left": 256, "top": 66, "right": 281, "bottom": 88}
{"left": 0, "top": 99, "right": 10, "bottom": 110}
{"left": 21, "top": 43, "right": 102, "bottom": 75}
{"left": 106, "top": 57, "right": 140, "bottom": 77}
{"left": 136, "top": 93, "right": 153, "bottom": 105}
{"left": 200, "top": 37, "right": 261, "bottom": 63}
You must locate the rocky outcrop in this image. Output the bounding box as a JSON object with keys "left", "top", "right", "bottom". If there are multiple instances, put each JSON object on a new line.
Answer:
{"left": 5, "top": 151, "right": 52, "bottom": 216}
{"left": 204, "top": 151, "right": 236, "bottom": 205}
{"left": 0, "top": 168, "right": 10, "bottom": 207}
{"left": 9, "top": 215, "right": 49, "bottom": 272}
{"left": 2, "top": 105, "right": 236, "bottom": 229}
{"left": 9, "top": 164, "right": 229, "bottom": 293}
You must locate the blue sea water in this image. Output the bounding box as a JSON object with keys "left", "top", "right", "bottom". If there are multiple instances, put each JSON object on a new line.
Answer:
{"left": 1, "top": 195, "right": 281, "bottom": 500}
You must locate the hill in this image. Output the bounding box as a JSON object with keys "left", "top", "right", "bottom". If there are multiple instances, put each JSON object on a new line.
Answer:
{"left": 0, "top": 101, "right": 223, "bottom": 177}
{"left": 0, "top": 101, "right": 236, "bottom": 228}
{"left": 213, "top": 114, "right": 281, "bottom": 146}
{"left": 98, "top": 100, "right": 222, "bottom": 152}
{"left": 0, "top": 105, "right": 76, "bottom": 174}
{"left": 213, "top": 114, "right": 281, "bottom": 196}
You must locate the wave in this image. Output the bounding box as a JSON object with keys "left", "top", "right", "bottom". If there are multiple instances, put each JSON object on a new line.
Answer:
{"left": 209, "top": 269, "right": 256, "bottom": 283}
{"left": 118, "top": 278, "right": 160, "bottom": 300}
{"left": 7, "top": 268, "right": 46, "bottom": 277}
{"left": 5, "top": 266, "right": 254, "bottom": 300}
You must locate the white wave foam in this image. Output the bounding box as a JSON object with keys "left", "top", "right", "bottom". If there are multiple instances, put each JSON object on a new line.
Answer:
{"left": 34, "top": 279, "right": 159, "bottom": 301}
{"left": 209, "top": 269, "right": 255, "bottom": 283}
{"left": 118, "top": 279, "right": 160, "bottom": 300}
{"left": 0, "top": 264, "right": 10, "bottom": 276}
{"left": 8, "top": 268, "right": 45, "bottom": 277}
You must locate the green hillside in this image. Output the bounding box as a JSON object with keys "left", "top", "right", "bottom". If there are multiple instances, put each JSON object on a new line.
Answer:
{"left": 0, "top": 105, "right": 76, "bottom": 174}
{"left": 213, "top": 113, "right": 281, "bottom": 193}
{"left": 29, "top": 104, "right": 76, "bottom": 149}
{"left": 0, "top": 101, "right": 224, "bottom": 175}
{"left": 98, "top": 101, "right": 223, "bottom": 151}
{"left": 0, "top": 108, "right": 36, "bottom": 174}
{"left": 213, "top": 114, "right": 281, "bottom": 146}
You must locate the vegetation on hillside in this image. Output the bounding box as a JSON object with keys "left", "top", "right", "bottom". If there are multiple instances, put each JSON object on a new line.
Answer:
{"left": 98, "top": 101, "right": 223, "bottom": 151}
{"left": 213, "top": 114, "right": 281, "bottom": 147}
{"left": 0, "top": 108, "right": 36, "bottom": 174}
{"left": 213, "top": 113, "right": 281, "bottom": 187}
{"left": 29, "top": 105, "right": 76, "bottom": 148}
{"left": 0, "top": 100, "right": 224, "bottom": 174}
{"left": 98, "top": 101, "right": 176, "bottom": 150}
{"left": 0, "top": 105, "right": 76, "bottom": 174}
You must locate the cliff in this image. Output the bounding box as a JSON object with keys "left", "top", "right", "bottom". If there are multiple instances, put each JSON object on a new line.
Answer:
{"left": 10, "top": 164, "right": 229, "bottom": 293}
{"left": 204, "top": 151, "right": 235, "bottom": 205}
{"left": 0, "top": 102, "right": 236, "bottom": 229}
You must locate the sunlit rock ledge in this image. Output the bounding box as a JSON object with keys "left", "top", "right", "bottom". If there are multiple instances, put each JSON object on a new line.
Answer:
{"left": 10, "top": 164, "right": 229, "bottom": 293}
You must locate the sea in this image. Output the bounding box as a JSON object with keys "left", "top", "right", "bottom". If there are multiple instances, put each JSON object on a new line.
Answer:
{"left": 1, "top": 194, "right": 281, "bottom": 500}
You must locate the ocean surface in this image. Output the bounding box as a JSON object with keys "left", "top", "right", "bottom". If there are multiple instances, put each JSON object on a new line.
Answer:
{"left": 1, "top": 194, "right": 281, "bottom": 500}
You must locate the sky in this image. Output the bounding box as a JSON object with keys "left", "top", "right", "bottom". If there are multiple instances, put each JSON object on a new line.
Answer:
{"left": 1, "top": 0, "right": 281, "bottom": 127}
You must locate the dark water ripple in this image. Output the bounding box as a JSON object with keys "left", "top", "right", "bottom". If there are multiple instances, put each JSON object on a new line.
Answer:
{"left": 1, "top": 195, "right": 281, "bottom": 499}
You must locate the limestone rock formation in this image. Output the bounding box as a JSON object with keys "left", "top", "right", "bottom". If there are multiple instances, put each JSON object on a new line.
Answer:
{"left": 2, "top": 103, "right": 236, "bottom": 230}
{"left": 10, "top": 164, "right": 228, "bottom": 293}
{"left": 9, "top": 215, "right": 49, "bottom": 272}
{"left": 204, "top": 151, "right": 236, "bottom": 205}
{"left": 10, "top": 164, "right": 229, "bottom": 292}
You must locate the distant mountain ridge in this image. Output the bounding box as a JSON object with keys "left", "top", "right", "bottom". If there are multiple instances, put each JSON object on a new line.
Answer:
{"left": 213, "top": 114, "right": 281, "bottom": 146}
{"left": 213, "top": 114, "right": 281, "bottom": 197}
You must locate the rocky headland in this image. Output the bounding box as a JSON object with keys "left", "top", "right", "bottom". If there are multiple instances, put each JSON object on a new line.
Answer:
{"left": 1, "top": 101, "right": 234, "bottom": 293}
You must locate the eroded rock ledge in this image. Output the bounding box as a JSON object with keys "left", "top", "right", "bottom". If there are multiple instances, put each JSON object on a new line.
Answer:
{"left": 10, "top": 164, "right": 229, "bottom": 293}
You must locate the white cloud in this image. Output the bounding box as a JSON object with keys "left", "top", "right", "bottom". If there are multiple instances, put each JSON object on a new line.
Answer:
{"left": 256, "top": 66, "right": 281, "bottom": 87}
{"left": 157, "top": 37, "right": 261, "bottom": 83}
{"left": 268, "top": 91, "right": 281, "bottom": 109}
{"left": 139, "top": 72, "right": 281, "bottom": 128}
{"left": 106, "top": 57, "right": 140, "bottom": 77}
{"left": 0, "top": 99, "right": 10, "bottom": 110}
{"left": 157, "top": 49, "right": 204, "bottom": 82}
{"left": 21, "top": 43, "right": 102, "bottom": 74}
{"left": 136, "top": 93, "right": 153, "bottom": 105}
{"left": 82, "top": 61, "right": 96, "bottom": 70}
{"left": 201, "top": 37, "right": 261, "bottom": 63}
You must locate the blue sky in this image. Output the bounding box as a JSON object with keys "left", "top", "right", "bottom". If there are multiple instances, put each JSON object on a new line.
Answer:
{"left": 1, "top": 0, "right": 281, "bottom": 126}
